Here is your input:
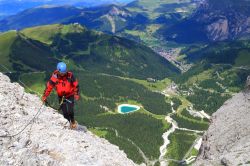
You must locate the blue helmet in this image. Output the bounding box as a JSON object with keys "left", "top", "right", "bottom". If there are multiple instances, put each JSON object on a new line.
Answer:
{"left": 57, "top": 62, "right": 67, "bottom": 73}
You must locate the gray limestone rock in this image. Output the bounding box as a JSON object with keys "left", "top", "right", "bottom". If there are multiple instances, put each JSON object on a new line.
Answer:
{"left": 194, "top": 88, "right": 250, "bottom": 166}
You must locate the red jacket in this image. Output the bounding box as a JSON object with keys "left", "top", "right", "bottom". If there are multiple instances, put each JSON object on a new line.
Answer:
{"left": 43, "top": 70, "right": 79, "bottom": 98}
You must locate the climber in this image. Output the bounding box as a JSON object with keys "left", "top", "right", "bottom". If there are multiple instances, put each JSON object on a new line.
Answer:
{"left": 42, "top": 62, "right": 80, "bottom": 129}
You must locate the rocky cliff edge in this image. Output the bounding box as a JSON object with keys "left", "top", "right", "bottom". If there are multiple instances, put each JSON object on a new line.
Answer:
{"left": 195, "top": 89, "right": 250, "bottom": 166}
{"left": 0, "top": 72, "right": 135, "bottom": 166}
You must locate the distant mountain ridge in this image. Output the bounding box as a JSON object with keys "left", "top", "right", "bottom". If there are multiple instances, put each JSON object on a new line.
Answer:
{"left": 0, "top": 6, "right": 83, "bottom": 32}
{"left": 162, "top": 0, "right": 250, "bottom": 43}
{"left": 0, "top": 0, "right": 134, "bottom": 18}
{"left": 0, "top": 0, "right": 200, "bottom": 34}
{"left": 0, "top": 4, "right": 147, "bottom": 34}
{"left": 5, "top": 0, "right": 247, "bottom": 44}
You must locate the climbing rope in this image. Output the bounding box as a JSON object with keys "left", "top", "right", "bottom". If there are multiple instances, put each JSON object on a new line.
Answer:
{"left": 0, "top": 64, "right": 77, "bottom": 138}
{"left": 0, "top": 92, "right": 66, "bottom": 139}
{"left": 0, "top": 64, "right": 46, "bottom": 138}
{"left": 0, "top": 103, "right": 45, "bottom": 138}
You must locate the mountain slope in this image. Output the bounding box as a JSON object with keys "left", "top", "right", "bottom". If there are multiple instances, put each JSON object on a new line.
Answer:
{"left": 0, "top": 31, "right": 17, "bottom": 70}
{"left": 0, "top": 1, "right": 198, "bottom": 33}
{"left": 194, "top": 90, "right": 250, "bottom": 165}
{"left": 0, "top": 6, "right": 83, "bottom": 32}
{"left": 182, "top": 40, "right": 250, "bottom": 66}
{"left": 126, "top": 0, "right": 197, "bottom": 19}
{"left": 161, "top": 0, "right": 250, "bottom": 43}
{"left": 63, "top": 5, "right": 138, "bottom": 34}
{"left": 0, "top": 24, "right": 180, "bottom": 79}
{"left": 0, "top": 5, "right": 140, "bottom": 34}
{"left": 0, "top": 72, "right": 136, "bottom": 166}
{"left": 0, "top": 0, "right": 133, "bottom": 19}
{"left": 0, "top": 1, "right": 200, "bottom": 52}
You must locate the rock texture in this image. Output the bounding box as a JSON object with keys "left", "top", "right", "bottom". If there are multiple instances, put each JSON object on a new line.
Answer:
{"left": 165, "top": 0, "right": 250, "bottom": 43}
{"left": 0, "top": 72, "right": 136, "bottom": 166}
{"left": 194, "top": 90, "right": 250, "bottom": 165}
{"left": 246, "top": 75, "right": 250, "bottom": 89}
{"left": 195, "top": 0, "right": 250, "bottom": 41}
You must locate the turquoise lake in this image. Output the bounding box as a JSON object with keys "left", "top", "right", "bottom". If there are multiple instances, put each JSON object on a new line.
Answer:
{"left": 118, "top": 104, "right": 140, "bottom": 114}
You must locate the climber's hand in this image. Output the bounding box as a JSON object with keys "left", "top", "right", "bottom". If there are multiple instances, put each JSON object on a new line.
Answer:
{"left": 74, "top": 94, "right": 80, "bottom": 101}
{"left": 42, "top": 96, "right": 47, "bottom": 103}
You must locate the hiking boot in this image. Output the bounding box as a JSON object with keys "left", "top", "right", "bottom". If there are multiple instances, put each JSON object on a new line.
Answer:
{"left": 70, "top": 120, "right": 78, "bottom": 129}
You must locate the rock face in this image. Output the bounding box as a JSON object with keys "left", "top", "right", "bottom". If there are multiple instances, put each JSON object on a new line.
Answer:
{"left": 164, "top": 0, "right": 250, "bottom": 43}
{"left": 194, "top": 0, "right": 250, "bottom": 41}
{"left": 205, "top": 18, "right": 229, "bottom": 41}
{"left": 0, "top": 73, "right": 136, "bottom": 166}
{"left": 108, "top": 6, "right": 131, "bottom": 17}
{"left": 194, "top": 90, "right": 250, "bottom": 165}
{"left": 246, "top": 75, "right": 250, "bottom": 89}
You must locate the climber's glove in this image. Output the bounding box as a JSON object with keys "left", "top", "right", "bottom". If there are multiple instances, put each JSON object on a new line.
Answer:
{"left": 42, "top": 96, "right": 47, "bottom": 103}
{"left": 74, "top": 94, "right": 80, "bottom": 101}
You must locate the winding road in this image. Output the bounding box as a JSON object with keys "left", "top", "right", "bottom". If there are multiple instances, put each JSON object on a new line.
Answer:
{"left": 158, "top": 100, "right": 205, "bottom": 166}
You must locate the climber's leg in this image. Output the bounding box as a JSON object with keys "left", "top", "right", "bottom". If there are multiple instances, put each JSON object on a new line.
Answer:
{"left": 58, "top": 97, "right": 70, "bottom": 122}
{"left": 66, "top": 95, "right": 75, "bottom": 123}
{"left": 65, "top": 96, "right": 77, "bottom": 129}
